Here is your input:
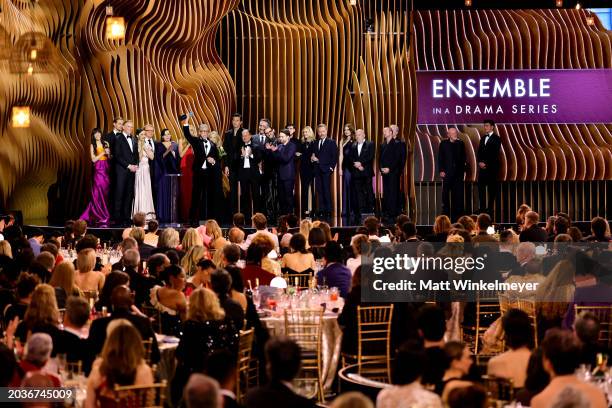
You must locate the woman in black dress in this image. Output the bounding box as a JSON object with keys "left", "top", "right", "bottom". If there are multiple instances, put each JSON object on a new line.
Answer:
{"left": 298, "top": 126, "right": 316, "bottom": 217}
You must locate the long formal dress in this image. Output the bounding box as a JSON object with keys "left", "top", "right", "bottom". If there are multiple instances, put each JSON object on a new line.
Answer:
{"left": 180, "top": 146, "right": 194, "bottom": 222}
{"left": 155, "top": 141, "right": 180, "bottom": 223}
{"left": 133, "top": 147, "right": 156, "bottom": 217}
{"left": 80, "top": 145, "right": 111, "bottom": 227}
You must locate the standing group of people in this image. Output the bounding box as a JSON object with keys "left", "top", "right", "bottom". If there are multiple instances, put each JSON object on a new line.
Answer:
{"left": 80, "top": 118, "right": 180, "bottom": 227}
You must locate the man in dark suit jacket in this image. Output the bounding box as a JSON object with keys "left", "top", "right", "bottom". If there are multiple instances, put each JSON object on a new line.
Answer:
{"left": 235, "top": 130, "right": 263, "bottom": 220}
{"left": 104, "top": 117, "right": 124, "bottom": 155}
{"left": 181, "top": 117, "right": 221, "bottom": 224}
{"left": 379, "top": 127, "right": 402, "bottom": 222}
{"left": 438, "top": 127, "right": 467, "bottom": 222}
{"left": 224, "top": 113, "right": 245, "bottom": 216}
{"left": 520, "top": 211, "right": 548, "bottom": 242}
{"left": 205, "top": 350, "right": 243, "bottom": 408}
{"left": 312, "top": 124, "right": 338, "bottom": 218}
{"left": 269, "top": 129, "right": 297, "bottom": 215}
{"left": 245, "top": 337, "right": 316, "bottom": 408}
{"left": 87, "top": 286, "right": 160, "bottom": 373}
{"left": 121, "top": 248, "right": 157, "bottom": 307}
{"left": 112, "top": 120, "right": 139, "bottom": 225}
{"left": 349, "top": 129, "right": 374, "bottom": 222}
{"left": 391, "top": 124, "right": 407, "bottom": 212}
{"left": 477, "top": 119, "right": 502, "bottom": 217}
{"left": 53, "top": 297, "right": 93, "bottom": 371}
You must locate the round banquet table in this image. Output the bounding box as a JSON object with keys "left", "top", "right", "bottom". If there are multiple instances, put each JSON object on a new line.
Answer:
{"left": 259, "top": 299, "right": 344, "bottom": 392}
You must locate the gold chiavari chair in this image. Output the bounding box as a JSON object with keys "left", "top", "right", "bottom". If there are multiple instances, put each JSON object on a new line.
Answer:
{"left": 284, "top": 308, "right": 325, "bottom": 402}
{"left": 342, "top": 305, "right": 394, "bottom": 384}
{"left": 462, "top": 290, "right": 501, "bottom": 354}
{"left": 284, "top": 273, "right": 312, "bottom": 291}
{"left": 236, "top": 329, "right": 254, "bottom": 403}
{"left": 482, "top": 375, "right": 514, "bottom": 405}
{"left": 574, "top": 305, "right": 612, "bottom": 347}
{"left": 142, "top": 338, "right": 154, "bottom": 365}
{"left": 517, "top": 298, "right": 538, "bottom": 347}
{"left": 112, "top": 380, "right": 167, "bottom": 408}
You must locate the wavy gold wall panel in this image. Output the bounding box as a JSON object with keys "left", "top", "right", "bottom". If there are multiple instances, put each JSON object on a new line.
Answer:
{"left": 413, "top": 9, "right": 612, "bottom": 183}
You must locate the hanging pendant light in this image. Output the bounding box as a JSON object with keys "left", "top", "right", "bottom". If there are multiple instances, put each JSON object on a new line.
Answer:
{"left": 11, "top": 106, "right": 31, "bottom": 128}
{"left": 105, "top": 6, "right": 126, "bottom": 41}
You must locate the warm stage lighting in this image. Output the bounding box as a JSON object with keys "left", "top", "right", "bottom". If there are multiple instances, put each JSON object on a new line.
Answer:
{"left": 12, "top": 106, "right": 31, "bottom": 128}
{"left": 350, "top": 0, "right": 357, "bottom": 5}
{"left": 465, "top": 0, "right": 472, "bottom": 6}
{"left": 105, "top": 16, "right": 126, "bottom": 40}
{"left": 586, "top": 16, "right": 595, "bottom": 25}
{"left": 30, "top": 49, "right": 37, "bottom": 60}
{"left": 556, "top": 0, "right": 563, "bottom": 7}
{"left": 27, "top": 64, "right": 34, "bottom": 75}
{"left": 575, "top": 2, "right": 581, "bottom": 9}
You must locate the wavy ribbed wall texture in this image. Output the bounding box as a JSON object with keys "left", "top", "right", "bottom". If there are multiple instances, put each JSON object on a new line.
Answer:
{"left": 413, "top": 9, "right": 612, "bottom": 183}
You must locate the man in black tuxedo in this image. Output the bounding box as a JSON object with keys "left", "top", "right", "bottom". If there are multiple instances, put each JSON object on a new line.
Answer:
{"left": 268, "top": 129, "right": 297, "bottom": 215}
{"left": 112, "top": 120, "right": 139, "bottom": 225}
{"left": 349, "top": 129, "right": 375, "bottom": 223}
{"left": 235, "top": 129, "right": 263, "bottom": 220}
{"left": 312, "top": 124, "right": 338, "bottom": 218}
{"left": 104, "top": 116, "right": 123, "bottom": 153}
{"left": 54, "top": 296, "right": 93, "bottom": 371}
{"left": 143, "top": 124, "right": 157, "bottom": 209}
{"left": 224, "top": 113, "right": 245, "bottom": 216}
{"left": 87, "top": 285, "right": 160, "bottom": 373}
{"left": 519, "top": 211, "right": 548, "bottom": 242}
{"left": 477, "top": 119, "right": 502, "bottom": 217}
{"left": 391, "top": 124, "right": 407, "bottom": 212}
{"left": 245, "top": 337, "right": 316, "bottom": 408}
{"left": 379, "top": 127, "right": 402, "bottom": 222}
{"left": 181, "top": 117, "right": 221, "bottom": 225}
{"left": 438, "top": 127, "right": 467, "bottom": 221}
{"left": 261, "top": 126, "right": 280, "bottom": 221}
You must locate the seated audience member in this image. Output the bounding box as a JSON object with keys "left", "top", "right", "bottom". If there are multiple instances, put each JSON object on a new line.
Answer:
{"left": 519, "top": 211, "right": 548, "bottom": 242}
{"left": 514, "top": 348, "right": 550, "bottom": 406}
{"left": 376, "top": 340, "right": 443, "bottom": 408}
{"left": 74, "top": 248, "right": 105, "bottom": 292}
{"left": 233, "top": 212, "right": 246, "bottom": 231}
{"left": 516, "top": 204, "right": 532, "bottom": 231}
{"left": 211, "top": 269, "right": 244, "bottom": 330}
{"left": 129, "top": 227, "right": 154, "bottom": 261}
{"left": 0, "top": 240, "right": 12, "bottom": 258}
{"left": 206, "top": 220, "right": 229, "bottom": 251}
{"left": 584, "top": 216, "right": 611, "bottom": 242}
{"left": 0, "top": 343, "right": 18, "bottom": 387}
{"left": 144, "top": 219, "right": 160, "bottom": 247}
{"left": 49, "top": 261, "right": 81, "bottom": 309}
{"left": 338, "top": 267, "right": 366, "bottom": 356}
{"left": 440, "top": 342, "right": 473, "bottom": 401}
{"left": 186, "top": 258, "right": 215, "bottom": 295}
{"left": 472, "top": 213, "right": 498, "bottom": 243}
{"left": 122, "top": 248, "right": 155, "bottom": 307}
{"left": 531, "top": 329, "right": 607, "bottom": 408}
{"left": 228, "top": 227, "right": 247, "bottom": 252}
{"left": 54, "top": 296, "right": 91, "bottom": 367}
{"left": 87, "top": 285, "right": 159, "bottom": 367}
{"left": 95, "top": 271, "right": 129, "bottom": 311}
{"left": 418, "top": 305, "right": 448, "bottom": 390}
{"left": 111, "top": 237, "right": 138, "bottom": 271}
{"left": 457, "top": 215, "right": 476, "bottom": 236}
{"left": 184, "top": 373, "right": 220, "bottom": 408}
{"left": 241, "top": 236, "right": 276, "bottom": 287}
{"left": 494, "top": 230, "right": 519, "bottom": 272}
{"left": 4, "top": 273, "right": 37, "bottom": 325}
{"left": 244, "top": 213, "right": 279, "bottom": 251}
{"left": 36, "top": 251, "right": 56, "bottom": 275}
{"left": 172, "top": 287, "right": 239, "bottom": 406}
{"left": 330, "top": 392, "right": 372, "bottom": 408}
{"left": 18, "top": 333, "right": 61, "bottom": 387}
{"left": 15, "top": 284, "right": 61, "bottom": 345}
{"left": 575, "top": 312, "right": 608, "bottom": 368}
{"left": 446, "top": 384, "right": 488, "bottom": 408}
{"left": 346, "top": 234, "right": 369, "bottom": 275}
{"left": 245, "top": 336, "right": 316, "bottom": 408}
{"left": 86, "top": 322, "right": 154, "bottom": 408}
{"left": 61, "top": 220, "right": 75, "bottom": 249}
{"left": 307, "top": 226, "right": 327, "bottom": 260}
{"left": 151, "top": 227, "right": 183, "bottom": 258}
{"left": 181, "top": 244, "right": 207, "bottom": 278}
{"left": 281, "top": 233, "right": 316, "bottom": 274}
{"left": 205, "top": 350, "right": 239, "bottom": 408}
{"left": 402, "top": 222, "right": 420, "bottom": 242}
{"left": 121, "top": 212, "right": 146, "bottom": 240}
{"left": 487, "top": 309, "right": 533, "bottom": 388}
{"left": 535, "top": 260, "right": 575, "bottom": 340}
{"left": 181, "top": 227, "right": 204, "bottom": 253}
{"left": 504, "top": 259, "right": 544, "bottom": 299}
{"left": 567, "top": 226, "right": 583, "bottom": 243}
{"left": 29, "top": 260, "right": 52, "bottom": 283}
{"left": 28, "top": 228, "right": 45, "bottom": 256}
{"left": 316, "top": 241, "right": 351, "bottom": 298}
{"left": 225, "top": 265, "right": 248, "bottom": 311}
{"left": 150, "top": 264, "right": 187, "bottom": 336}
{"left": 146, "top": 252, "right": 170, "bottom": 282}
{"left": 220, "top": 243, "right": 241, "bottom": 268}
{"left": 507, "top": 242, "right": 536, "bottom": 278}
{"left": 549, "top": 216, "right": 570, "bottom": 242}
{"left": 426, "top": 215, "right": 452, "bottom": 243}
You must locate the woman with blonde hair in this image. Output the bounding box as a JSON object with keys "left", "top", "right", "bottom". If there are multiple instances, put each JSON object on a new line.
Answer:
{"left": 181, "top": 227, "right": 203, "bottom": 253}
{"left": 153, "top": 227, "right": 183, "bottom": 258}
{"left": 204, "top": 220, "right": 228, "bottom": 250}
{"left": 132, "top": 126, "right": 156, "bottom": 218}
{"left": 0, "top": 240, "right": 12, "bottom": 258}
{"left": 75, "top": 248, "right": 105, "bottom": 292}
{"left": 299, "top": 219, "right": 312, "bottom": 248}
{"left": 86, "top": 322, "right": 153, "bottom": 407}
{"left": 180, "top": 245, "right": 207, "bottom": 277}
{"left": 347, "top": 234, "right": 370, "bottom": 275}
{"left": 299, "top": 126, "right": 317, "bottom": 216}
{"left": 427, "top": 215, "right": 452, "bottom": 242}
{"left": 536, "top": 259, "right": 575, "bottom": 341}
{"left": 171, "top": 287, "right": 239, "bottom": 405}
{"left": 49, "top": 261, "right": 81, "bottom": 309}
{"left": 14, "top": 283, "right": 60, "bottom": 343}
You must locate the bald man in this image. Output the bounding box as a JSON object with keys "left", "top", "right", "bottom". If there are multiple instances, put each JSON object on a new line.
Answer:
{"left": 438, "top": 127, "right": 467, "bottom": 221}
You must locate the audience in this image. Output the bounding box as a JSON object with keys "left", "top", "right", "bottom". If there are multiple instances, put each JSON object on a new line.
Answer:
{"left": 346, "top": 234, "right": 369, "bottom": 275}
{"left": 245, "top": 213, "right": 280, "bottom": 252}
{"left": 54, "top": 296, "right": 91, "bottom": 367}
{"left": 95, "top": 270, "right": 130, "bottom": 311}
{"left": 520, "top": 211, "right": 548, "bottom": 242}
{"left": 49, "top": 260, "right": 81, "bottom": 308}
{"left": 211, "top": 268, "right": 244, "bottom": 330}
{"left": 3, "top": 273, "right": 37, "bottom": 325}
{"left": 18, "top": 332, "right": 61, "bottom": 386}
{"left": 15, "top": 283, "right": 61, "bottom": 345}
{"left": 316, "top": 241, "right": 351, "bottom": 298}
{"left": 144, "top": 219, "right": 160, "bottom": 247}
{"left": 184, "top": 373, "right": 220, "bottom": 408}
{"left": 514, "top": 348, "right": 550, "bottom": 406}
{"left": 531, "top": 329, "right": 607, "bottom": 408}
{"left": 241, "top": 236, "right": 276, "bottom": 287}
{"left": 575, "top": 311, "right": 607, "bottom": 368}
{"left": 205, "top": 350, "right": 240, "bottom": 408}
{"left": 281, "top": 233, "right": 317, "bottom": 274}
{"left": 150, "top": 264, "right": 187, "bottom": 335}
{"left": 440, "top": 342, "right": 473, "bottom": 402}
{"left": 129, "top": 226, "right": 154, "bottom": 260}
{"left": 74, "top": 248, "right": 105, "bottom": 292}
{"left": 245, "top": 336, "right": 316, "bottom": 408}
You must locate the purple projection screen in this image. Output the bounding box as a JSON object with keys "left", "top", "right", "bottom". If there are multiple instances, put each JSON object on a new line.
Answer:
{"left": 416, "top": 69, "right": 612, "bottom": 124}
